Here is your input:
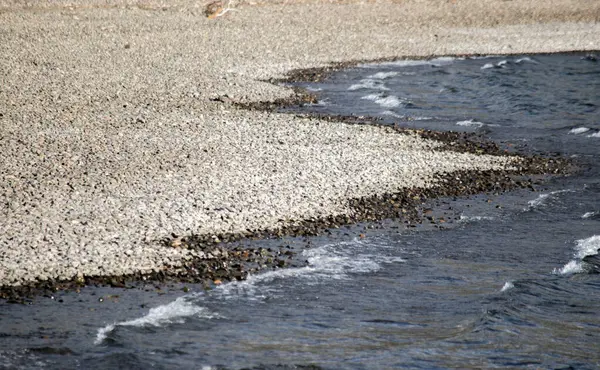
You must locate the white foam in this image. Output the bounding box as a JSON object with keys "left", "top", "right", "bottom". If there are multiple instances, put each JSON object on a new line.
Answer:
{"left": 586, "top": 132, "right": 600, "bottom": 138}
{"left": 368, "top": 71, "right": 399, "bottom": 79}
{"left": 381, "top": 110, "right": 403, "bottom": 119}
{"left": 348, "top": 79, "right": 389, "bottom": 91}
{"left": 469, "top": 55, "right": 498, "bottom": 60}
{"left": 375, "top": 96, "right": 402, "bottom": 108}
{"left": 554, "top": 260, "right": 585, "bottom": 275}
{"left": 95, "top": 238, "right": 407, "bottom": 343}
{"left": 361, "top": 93, "right": 382, "bottom": 101}
{"left": 305, "top": 86, "right": 322, "bottom": 92}
{"left": 458, "top": 215, "right": 494, "bottom": 223}
{"left": 553, "top": 235, "right": 600, "bottom": 276}
{"left": 481, "top": 63, "right": 495, "bottom": 70}
{"left": 217, "top": 239, "right": 405, "bottom": 298}
{"left": 515, "top": 57, "right": 537, "bottom": 64}
{"left": 360, "top": 93, "right": 403, "bottom": 108}
{"left": 527, "top": 193, "right": 550, "bottom": 208}
{"left": 373, "top": 56, "right": 458, "bottom": 68}
{"left": 582, "top": 211, "right": 597, "bottom": 219}
{"left": 382, "top": 60, "right": 431, "bottom": 68}
{"left": 95, "top": 325, "right": 115, "bottom": 345}
{"left": 569, "top": 127, "right": 590, "bottom": 134}
{"left": 525, "top": 189, "right": 572, "bottom": 210}
{"left": 95, "top": 296, "right": 215, "bottom": 344}
{"left": 574, "top": 235, "right": 600, "bottom": 259}
{"left": 496, "top": 60, "right": 508, "bottom": 67}
{"left": 456, "top": 119, "right": 485, "bottom": 128}
{"left": 501, "top": 281, "right": 514, "bottom": 292}
{"left": 216, "top": 255, "right": 362, "bottom": 298}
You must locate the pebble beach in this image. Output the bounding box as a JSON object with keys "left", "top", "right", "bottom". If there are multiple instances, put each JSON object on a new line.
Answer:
{"left": 1, "top": 0, "right": 599, "bottom": 290}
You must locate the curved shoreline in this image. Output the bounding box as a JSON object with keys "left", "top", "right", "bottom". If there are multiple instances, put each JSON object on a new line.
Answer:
{"left": 0, "top": 163, "right": 575, "bottom": 301}
{"left": 0, "top": 0, "right": 598, "bottom": 298}
{"left": 0, "top": 81, "right": 575, "bottom": 300}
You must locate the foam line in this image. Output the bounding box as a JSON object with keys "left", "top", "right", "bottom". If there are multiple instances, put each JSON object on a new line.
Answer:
{"left": 360, "top": 93, "right": 404, "bottom": 108}
{"left": 456, "top": 119, "right": 485, "bottom": 127}
{"left": 95, "top": 239, "right": 407, "bottom": 343}
{"left": 569, "top": 127, "right": 590, "bottom": 134}
{"left": 216, "top": 239, "right": 405, "bottom": 298}
{"left": 348, "top": 79, "right": 389, "bottom": 91}
{"left": 95, "top": 296, "right": 213, "bottom": 344}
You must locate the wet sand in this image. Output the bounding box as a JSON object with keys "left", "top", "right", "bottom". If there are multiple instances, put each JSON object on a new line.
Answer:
{"left": 0, "top": 0, "right": 598, "bottom": 290}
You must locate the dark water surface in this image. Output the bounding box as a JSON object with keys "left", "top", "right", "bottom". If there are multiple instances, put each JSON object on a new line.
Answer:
{"left": 2, "top": 53, "right": 600, "bottom": 369}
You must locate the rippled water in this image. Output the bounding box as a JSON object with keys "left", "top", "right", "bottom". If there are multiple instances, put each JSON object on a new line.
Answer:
{"left": 2, "top": 53, "right": 599, "bottom": 369}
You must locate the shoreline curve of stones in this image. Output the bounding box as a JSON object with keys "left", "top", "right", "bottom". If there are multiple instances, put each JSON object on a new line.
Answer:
{"left": 0, "top": 58, "right": 576, "bottom": 302}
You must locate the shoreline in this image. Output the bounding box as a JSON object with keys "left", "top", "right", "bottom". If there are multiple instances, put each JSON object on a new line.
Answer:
{"left": 0, "top": 71, "right": 579, "bottom": 300}
{"left": 0, "top": 114, "right": 575, "bottom": 301}
{"left": 0, "top": 165, "right": 575, "bottom": 301}
{"left": 1, "top": 0, "right": 598, "bottom": 298}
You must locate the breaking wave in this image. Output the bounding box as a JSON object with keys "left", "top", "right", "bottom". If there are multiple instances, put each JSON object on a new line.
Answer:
{"left": 95, "top": 238, "right": 405, "bottom": 344}
{"left": 553, "top": 235, "right": 600, "bottom": 275}
{"left": 95, "top": 296, "right": 217, "bottom": 345}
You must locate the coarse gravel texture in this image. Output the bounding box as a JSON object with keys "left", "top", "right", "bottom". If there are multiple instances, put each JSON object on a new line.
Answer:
{"left": 1, "top": 0, "right": 599, "bottom": 287}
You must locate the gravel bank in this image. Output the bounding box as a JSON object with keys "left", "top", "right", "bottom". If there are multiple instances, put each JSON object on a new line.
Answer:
{"left": 1, "top": 0, "right": 598, "bottom": 289}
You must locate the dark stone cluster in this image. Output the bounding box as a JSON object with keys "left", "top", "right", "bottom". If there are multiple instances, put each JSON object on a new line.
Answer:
{"left": 0, "top": 241, "right": 300, "bottom": 303}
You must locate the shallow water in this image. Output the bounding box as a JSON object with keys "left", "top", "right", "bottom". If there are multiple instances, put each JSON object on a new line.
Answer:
{"left": 2, "top": 53, "right": 600, "bottom": 369}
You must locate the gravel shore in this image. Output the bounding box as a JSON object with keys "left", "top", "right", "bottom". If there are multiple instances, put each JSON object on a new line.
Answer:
{"left": 1, "top": 0, "right": 598, "bottom": 289}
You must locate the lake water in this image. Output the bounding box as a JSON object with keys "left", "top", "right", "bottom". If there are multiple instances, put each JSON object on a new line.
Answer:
{"left": 2, "top": 53, "right": 599, "bottom": 369}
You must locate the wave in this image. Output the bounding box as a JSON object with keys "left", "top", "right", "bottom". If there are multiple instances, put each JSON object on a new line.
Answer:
{"left": 527, "top": 193, "right": 551, "bottom": 209}
{"left": 515, "top": 57, "right": 538, "bottom": 64}
{"left": 217, "top": 238, "right": 405, "bottom": 298}
{"left": 574, "top": 235, "right": 600, "bottom": 259}
{"left": 587, "top": 131, "right": 600, "bottom": 138}
{"left": 458, "top": 215, "right": 495, "bottom": 223}
{"left": 381, "top": 110, "right": 403, "bottom": 118}
{"left": 368, "top": 71, "right": 399, "bottom": 79}
{"left": 360, "top": 93, "right": 404, "bottom": 108}
{"left": 94, "top": 238, "right": 405, "bottom": 344}
{"left": 525, "top": 189, "right": 573, "bottom": 210}
{"left": 381, "top": 111, "right": 433, "bottom": 121}
{"left": 95, "top": 296, "right": 217, "bottom": 345}
{"left": 582, "top": 211, "right": 598, "bottom": 219}
{"left": 481, "top": 56, "right": 538, "bottom": 70}
{"left": 569, "top": 127, "right": 590, "bottom": 134}
{"left": 368, "top": 56, "right": 460, "bottom": 69}
{"left": 481, "top": 60, "right": 513, "bottom": 70}
{"left": 553, "top": 235, "right": 600, "bottom": 276}
{"left": 554, "top": 260, "right": 586, "bottom": 275}
{"left": 456, "top": 119, "right": 485, "bottom": 128}
{"left": 348, "top": 79, "right": 389, "bottom": 91}
{"left": 500, "top": 281, "right": 514, "bottom": 292}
